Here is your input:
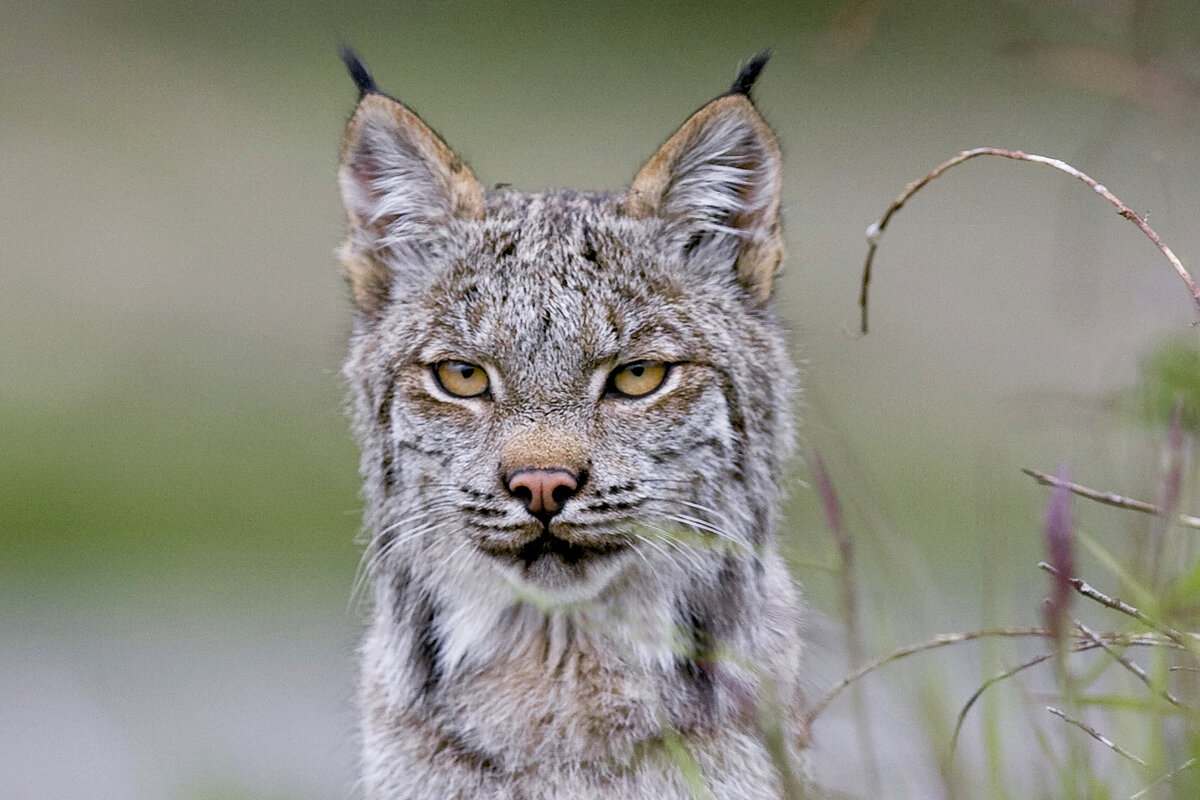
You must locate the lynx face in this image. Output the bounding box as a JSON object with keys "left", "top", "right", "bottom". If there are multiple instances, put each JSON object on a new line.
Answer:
{"left": 340, "top": 60, "right": 793, "bottom": 603}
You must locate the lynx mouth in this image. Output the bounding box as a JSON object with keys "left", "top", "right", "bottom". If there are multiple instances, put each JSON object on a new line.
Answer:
{"left": 476, "top": 527, "right": 628, "bottom": 571}
{"left": 516, "top": 530, "right": 627, "bottom": 568}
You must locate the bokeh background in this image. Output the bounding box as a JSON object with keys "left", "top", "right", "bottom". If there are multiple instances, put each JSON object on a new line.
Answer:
{"left": 5, "top": 1, "right": 1200, "bottom": 798}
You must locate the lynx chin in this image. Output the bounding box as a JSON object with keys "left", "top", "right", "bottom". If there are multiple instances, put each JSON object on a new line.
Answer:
{"left": 336, "top": 47, "right": 809, "bottom": 800}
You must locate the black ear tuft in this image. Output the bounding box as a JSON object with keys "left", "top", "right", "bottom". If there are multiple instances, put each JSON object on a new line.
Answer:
{"left": 339, "top": 44, "right": 379, "bottom": 97}
{"left": 729, "top": 51, "right": 771, "bottom": 97}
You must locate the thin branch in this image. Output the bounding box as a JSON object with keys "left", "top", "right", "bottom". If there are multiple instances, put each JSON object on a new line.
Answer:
{"left": 1075, "top": 619, "right": 1183, "bottom": 709}
{"left": 1022, "top": 468, "right": 1200, "bottom": 530}
{"left": 805, "top": 627, "right": 1174, "bottom": 727}
{"left": 805, "top": 628, "right": 1051, "bottom": 726}
{"left": 858, "top": 147, "right": 1200, "bottom": 334}
{"left": 1038, "top": 562, "right": 1190, "bottom": 646}
{"left": 948, "top": 651, "right": 1058, "bottom": 761}
{"left": 946, "top": 637, "right": 1180, "bottom": 762}
{"left": 1130, "top": 757, "right": 1198, "bottom": 800}
{"left": 1045, "top": 705, "right": 1148, "bottom": 768}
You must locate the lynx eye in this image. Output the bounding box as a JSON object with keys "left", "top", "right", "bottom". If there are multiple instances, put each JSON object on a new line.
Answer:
{"left": 609, "top": 361, "right": 669, "bottom": 398}
{"left": 434, "top": 360, "right": 490, "bottom": 398}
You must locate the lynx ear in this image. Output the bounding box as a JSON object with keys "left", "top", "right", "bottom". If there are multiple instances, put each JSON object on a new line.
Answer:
{"left": 627, "top": 88, "right": 783, "bottom": 303}
{"left": 338, "top": 76, "right": 485, "bottom": 314}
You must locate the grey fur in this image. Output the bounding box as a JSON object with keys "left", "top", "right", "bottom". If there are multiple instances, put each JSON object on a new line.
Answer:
{"left": 338, "top": 59, "right": 808, "bottom": 800}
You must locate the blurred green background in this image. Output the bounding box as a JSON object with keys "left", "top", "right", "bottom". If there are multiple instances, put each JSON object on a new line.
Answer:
{"left": 4, "top": 0, "right": 1200, "bottom": 798}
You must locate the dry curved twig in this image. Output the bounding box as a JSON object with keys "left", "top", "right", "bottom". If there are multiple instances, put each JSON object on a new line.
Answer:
{"left": 858, "top": 147, "right": 1200, "bottom": 334}
{"left": 944, "top": 635, "right": 1182, "bottom": 762}
{"left": 805, "top": 626, "right": 1182, "bottom": 730}
{"left": 807, "top": 627, "right": 1053, "bottom": 726}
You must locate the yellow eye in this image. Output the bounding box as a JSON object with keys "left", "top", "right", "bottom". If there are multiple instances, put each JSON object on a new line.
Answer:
{"left": 434, "top": 361, "right": 490, "bottom": 398}
{"left": 610, "top": 361, "right": 668, "bottom": 398}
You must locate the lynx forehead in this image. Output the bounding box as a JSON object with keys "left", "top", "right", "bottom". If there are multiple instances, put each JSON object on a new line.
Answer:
{"left": 338, "top": 47, "right": 808, "bottom": 799}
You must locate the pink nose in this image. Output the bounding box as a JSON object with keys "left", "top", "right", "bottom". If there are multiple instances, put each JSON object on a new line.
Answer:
{"left": 506, "top": 468, "right": 580, "bottom": 521}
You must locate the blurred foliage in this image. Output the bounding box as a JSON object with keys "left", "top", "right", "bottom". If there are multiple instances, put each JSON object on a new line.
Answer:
{"left": 1137, "top": 335, "right": 1200, "bottom": 432}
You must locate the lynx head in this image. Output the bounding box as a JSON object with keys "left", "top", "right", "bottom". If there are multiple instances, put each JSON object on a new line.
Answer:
{"left": 339, "top": 50, "right": 794, "bottom": 604}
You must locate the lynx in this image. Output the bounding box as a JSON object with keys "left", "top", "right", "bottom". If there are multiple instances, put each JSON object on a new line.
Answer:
{"left": 336, "top": 48, "right": 808, "bottom": 800}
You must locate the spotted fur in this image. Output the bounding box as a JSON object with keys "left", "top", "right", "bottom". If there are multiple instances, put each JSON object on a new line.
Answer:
{"left": 338, "top": 49, "right": 808, "bottom": 799}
